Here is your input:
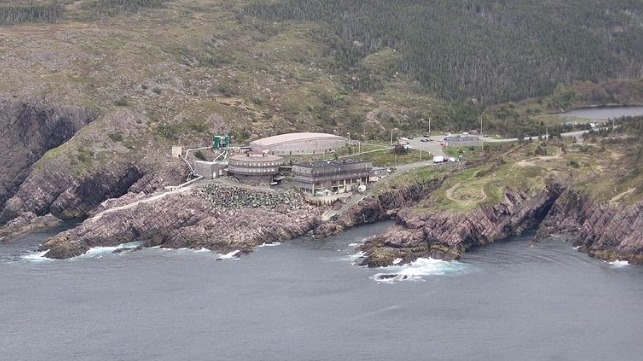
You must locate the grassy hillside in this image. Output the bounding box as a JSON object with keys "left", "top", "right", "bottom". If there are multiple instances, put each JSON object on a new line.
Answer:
{"left": 401, "top": 116, "right": 643, "bottom": 213}
{"left": 0, "top": 0, "right": 641, "bottom": 143}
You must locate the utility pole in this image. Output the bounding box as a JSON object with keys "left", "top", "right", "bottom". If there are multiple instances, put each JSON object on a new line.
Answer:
{"left": 480, "top": 116, "right": 483, "bottom": 137}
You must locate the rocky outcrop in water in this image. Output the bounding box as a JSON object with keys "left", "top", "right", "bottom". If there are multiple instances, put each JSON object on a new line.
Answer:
{"left": 0, "top": 213, "right": 62, "bottom": 242}
{"left": 358, "top": 183, "right": 565, "bottom": 267}
{"left": 39, "top": 183, "right": 323, "bottom": 259}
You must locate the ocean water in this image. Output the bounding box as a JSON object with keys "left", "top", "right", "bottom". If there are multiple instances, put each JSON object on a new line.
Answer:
{"left": 1, "top": 223, "right": 643, "bottom": 361}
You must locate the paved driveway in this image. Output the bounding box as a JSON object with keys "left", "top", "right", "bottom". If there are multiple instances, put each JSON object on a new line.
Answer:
{"left": 407, "top": 137, "right": 448, "bottom": 158}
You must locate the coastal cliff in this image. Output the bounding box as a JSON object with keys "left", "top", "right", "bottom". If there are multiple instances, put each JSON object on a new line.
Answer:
{"left": 355, "top": 183, "right": 643, "bottom": 267}
{"left": 313, "top": 175, "right": 447, "bottom": 237}
{"left": 0, "top": 97, "right": 95, "bottom": 215}
{"left": 0, "top": 106, "right": 187, "bottom": 233}
{"left": 538, "top": 190, "right": 643, "bottom": 263}
{"left": 352, "top": 124, "right": 643, "bottom": 266}
{"left": 358, "top": 183, "right": 564, "bottom": 267}
{"left": 39, "top": 183, "right": 322, "bottom": 259}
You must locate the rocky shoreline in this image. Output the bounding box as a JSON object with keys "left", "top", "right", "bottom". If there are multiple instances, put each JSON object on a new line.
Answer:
{"left": 2, "top": 168, "right": 642, "bottom": 265}
{"left": 37, "top": 183, "right": 324, "bottom": 259}
{"left": 356, "top": 183, "right": 643, "bottom": 267}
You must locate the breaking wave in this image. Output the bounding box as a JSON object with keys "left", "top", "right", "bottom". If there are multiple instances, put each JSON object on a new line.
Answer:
{"left": 257, "top": 242, "right": 281, "bottom": 248}
{"left": 609, "top": 260, "right": 630, "bottom": 268}
{"left": 20, "top": 250, "right": 54, "bottom": 263}
{"left": 76, "top": 242, "right": 143, "bottom": 259}
{"left": 20, "top": 242, "right": 143, "bottom": 262}
{"left": 371, "top": 258, "right": 471, "bottom": 283}
{"left": 217, "top": 250, "right": 241, "bottom": 260}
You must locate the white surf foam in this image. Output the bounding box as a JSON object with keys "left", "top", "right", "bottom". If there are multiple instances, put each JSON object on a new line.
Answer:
{"left": 348, "top": 243, "right": 362, "bottom": 247}
{"left": 343, "top": 251, "right": 365, "bottom": 264}
{"left": 371, "top": 258, "right": 469, "bottom": 283}
{"left": 76, "top": 241, "right": 143, "bottom": 259}
{"left": 609, "top": 260, "right": 630, "bottom": 268}
{"left": 217, "top": 250, "right": 241, "bottom": 260}
{"left": 21, "top": 250, "right": 54, "bottom": 263}
{"left": 257, "top": 242, "right": 281, "bottom": 248}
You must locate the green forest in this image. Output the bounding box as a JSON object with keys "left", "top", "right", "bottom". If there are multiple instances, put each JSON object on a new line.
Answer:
{"left": 243, "top": 0, "right": 643, "bottom": 103}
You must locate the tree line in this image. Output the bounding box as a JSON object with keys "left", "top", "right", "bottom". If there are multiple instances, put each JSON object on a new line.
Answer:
{"left": 0, "top": 1, "right": 64, "bottom": 25}
{"left": 242, "top": 0, "right": 643, "bottom": 104}
{"left": 0, "top": 0, "right": 166, "bottom": 24}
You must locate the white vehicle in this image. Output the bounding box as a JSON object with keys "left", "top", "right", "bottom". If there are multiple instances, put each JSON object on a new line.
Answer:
{"left": 433, "top": 156, "right": 444, "bottom": 163}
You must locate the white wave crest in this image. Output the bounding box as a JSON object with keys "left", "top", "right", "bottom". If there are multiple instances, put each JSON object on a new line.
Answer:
{"left": 21, "top": 250, "right": 54, "bottom": 263}
{"left": 76, "top": 241, "right": 143, "bottom": 259}
{"left": 343, "top": 251, "right": 365, "bottom": 264}
{"left": 371, "top": 258, "right": 469, "bottom": 283}
{"left": 217, "top": 250, "right": 241, "bottom": 260}
{"left": 257, "top": 242, "right": 281, "bottom": 248}
{"left": 609, "top": 260, "right": 630, "bottom": 267}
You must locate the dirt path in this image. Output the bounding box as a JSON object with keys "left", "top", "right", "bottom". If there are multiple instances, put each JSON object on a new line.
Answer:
{"left": 610, "top": 188, "right": 635, "bottom": 203}
{"left": 91, "top": 186, "right": 194, "bottom": 221}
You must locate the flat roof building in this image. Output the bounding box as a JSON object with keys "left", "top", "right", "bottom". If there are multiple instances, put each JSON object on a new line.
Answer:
{"left": 194, "top": 160, "right": 227, "bottom": 179}
{"left": 444, "top": 135, "right": 483, "bottom": 148}
{"left": 249, "top": 132, "right": 347, "bottom": 155}
{"left": 292, "top": 159, "right": 372, "bottom": 194}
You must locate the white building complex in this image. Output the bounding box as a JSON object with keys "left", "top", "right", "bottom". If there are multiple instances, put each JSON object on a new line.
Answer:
{"left": 249, "top": 132, "right": 347, "bottom": 155}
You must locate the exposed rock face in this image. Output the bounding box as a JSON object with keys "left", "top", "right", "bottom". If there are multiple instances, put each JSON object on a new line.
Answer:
{"left": 358, "top": 183, "right": 565, "bottom": 267}
{"left": 0, "top": 107, "right": 186, "bottom": 230}
{"left": 0, "top": 213, "right": 62, "bottom": 242}
{"left": 1, "top": 160, "right": 145, "bottom": 223}
{"left": 313, "top": 176, "right": 446, "bottom": 237}
{"left": 0, "top": 97, "right": 95, "bottom": 215}
{"left": 538, "top": 190, "right": 643, "bottom": 263}
{"left": 39, "top": 184, "right": 323, "bottom": 259}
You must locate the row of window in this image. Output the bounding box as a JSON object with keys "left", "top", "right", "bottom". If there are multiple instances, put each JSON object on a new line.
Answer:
{"left": 230, "top": 161, "right": 282, "bottom": 167}
{"left": 229, "top": 167, "right": 278, "bottom": 174}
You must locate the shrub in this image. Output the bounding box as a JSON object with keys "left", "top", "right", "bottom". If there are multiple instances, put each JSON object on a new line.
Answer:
{"left": 194, "top": 150, "right": 207, "bottom": 160}
{"left": 108, "top": 132, "right": 124, "bottom": 142}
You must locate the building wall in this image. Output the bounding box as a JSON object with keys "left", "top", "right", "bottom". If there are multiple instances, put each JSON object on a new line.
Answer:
{"left": 446, "top": 140, "right": 483, "bottom": 147}
{"left": 194, "top": 161, "right": 227, "bottom": 179}
{"left": 292, "top": 160, "right": 372, "bottom": 193}
{"left": 252, "top": 138, "right": 347, "bottom": 155}
{"left": 229, "top": 174, "right": 274, "bottom": 186}
{"left": 227, "top": 155, "right": 283, "bottom": 184}
{"left": 171, "top": 146, "right": 183, "bottom": 158}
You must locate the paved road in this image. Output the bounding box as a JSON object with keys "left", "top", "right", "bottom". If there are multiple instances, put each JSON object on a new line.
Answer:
{"left": 481, "top": 128, "right": 606, "bottom": 143}
{"left": 407, "top": 137, "right": 448, "bottom": 158}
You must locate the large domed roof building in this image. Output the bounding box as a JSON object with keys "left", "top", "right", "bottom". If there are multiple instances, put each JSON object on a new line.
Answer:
{"left": 249, "top": 132, "right": 347, "bottom": 155}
